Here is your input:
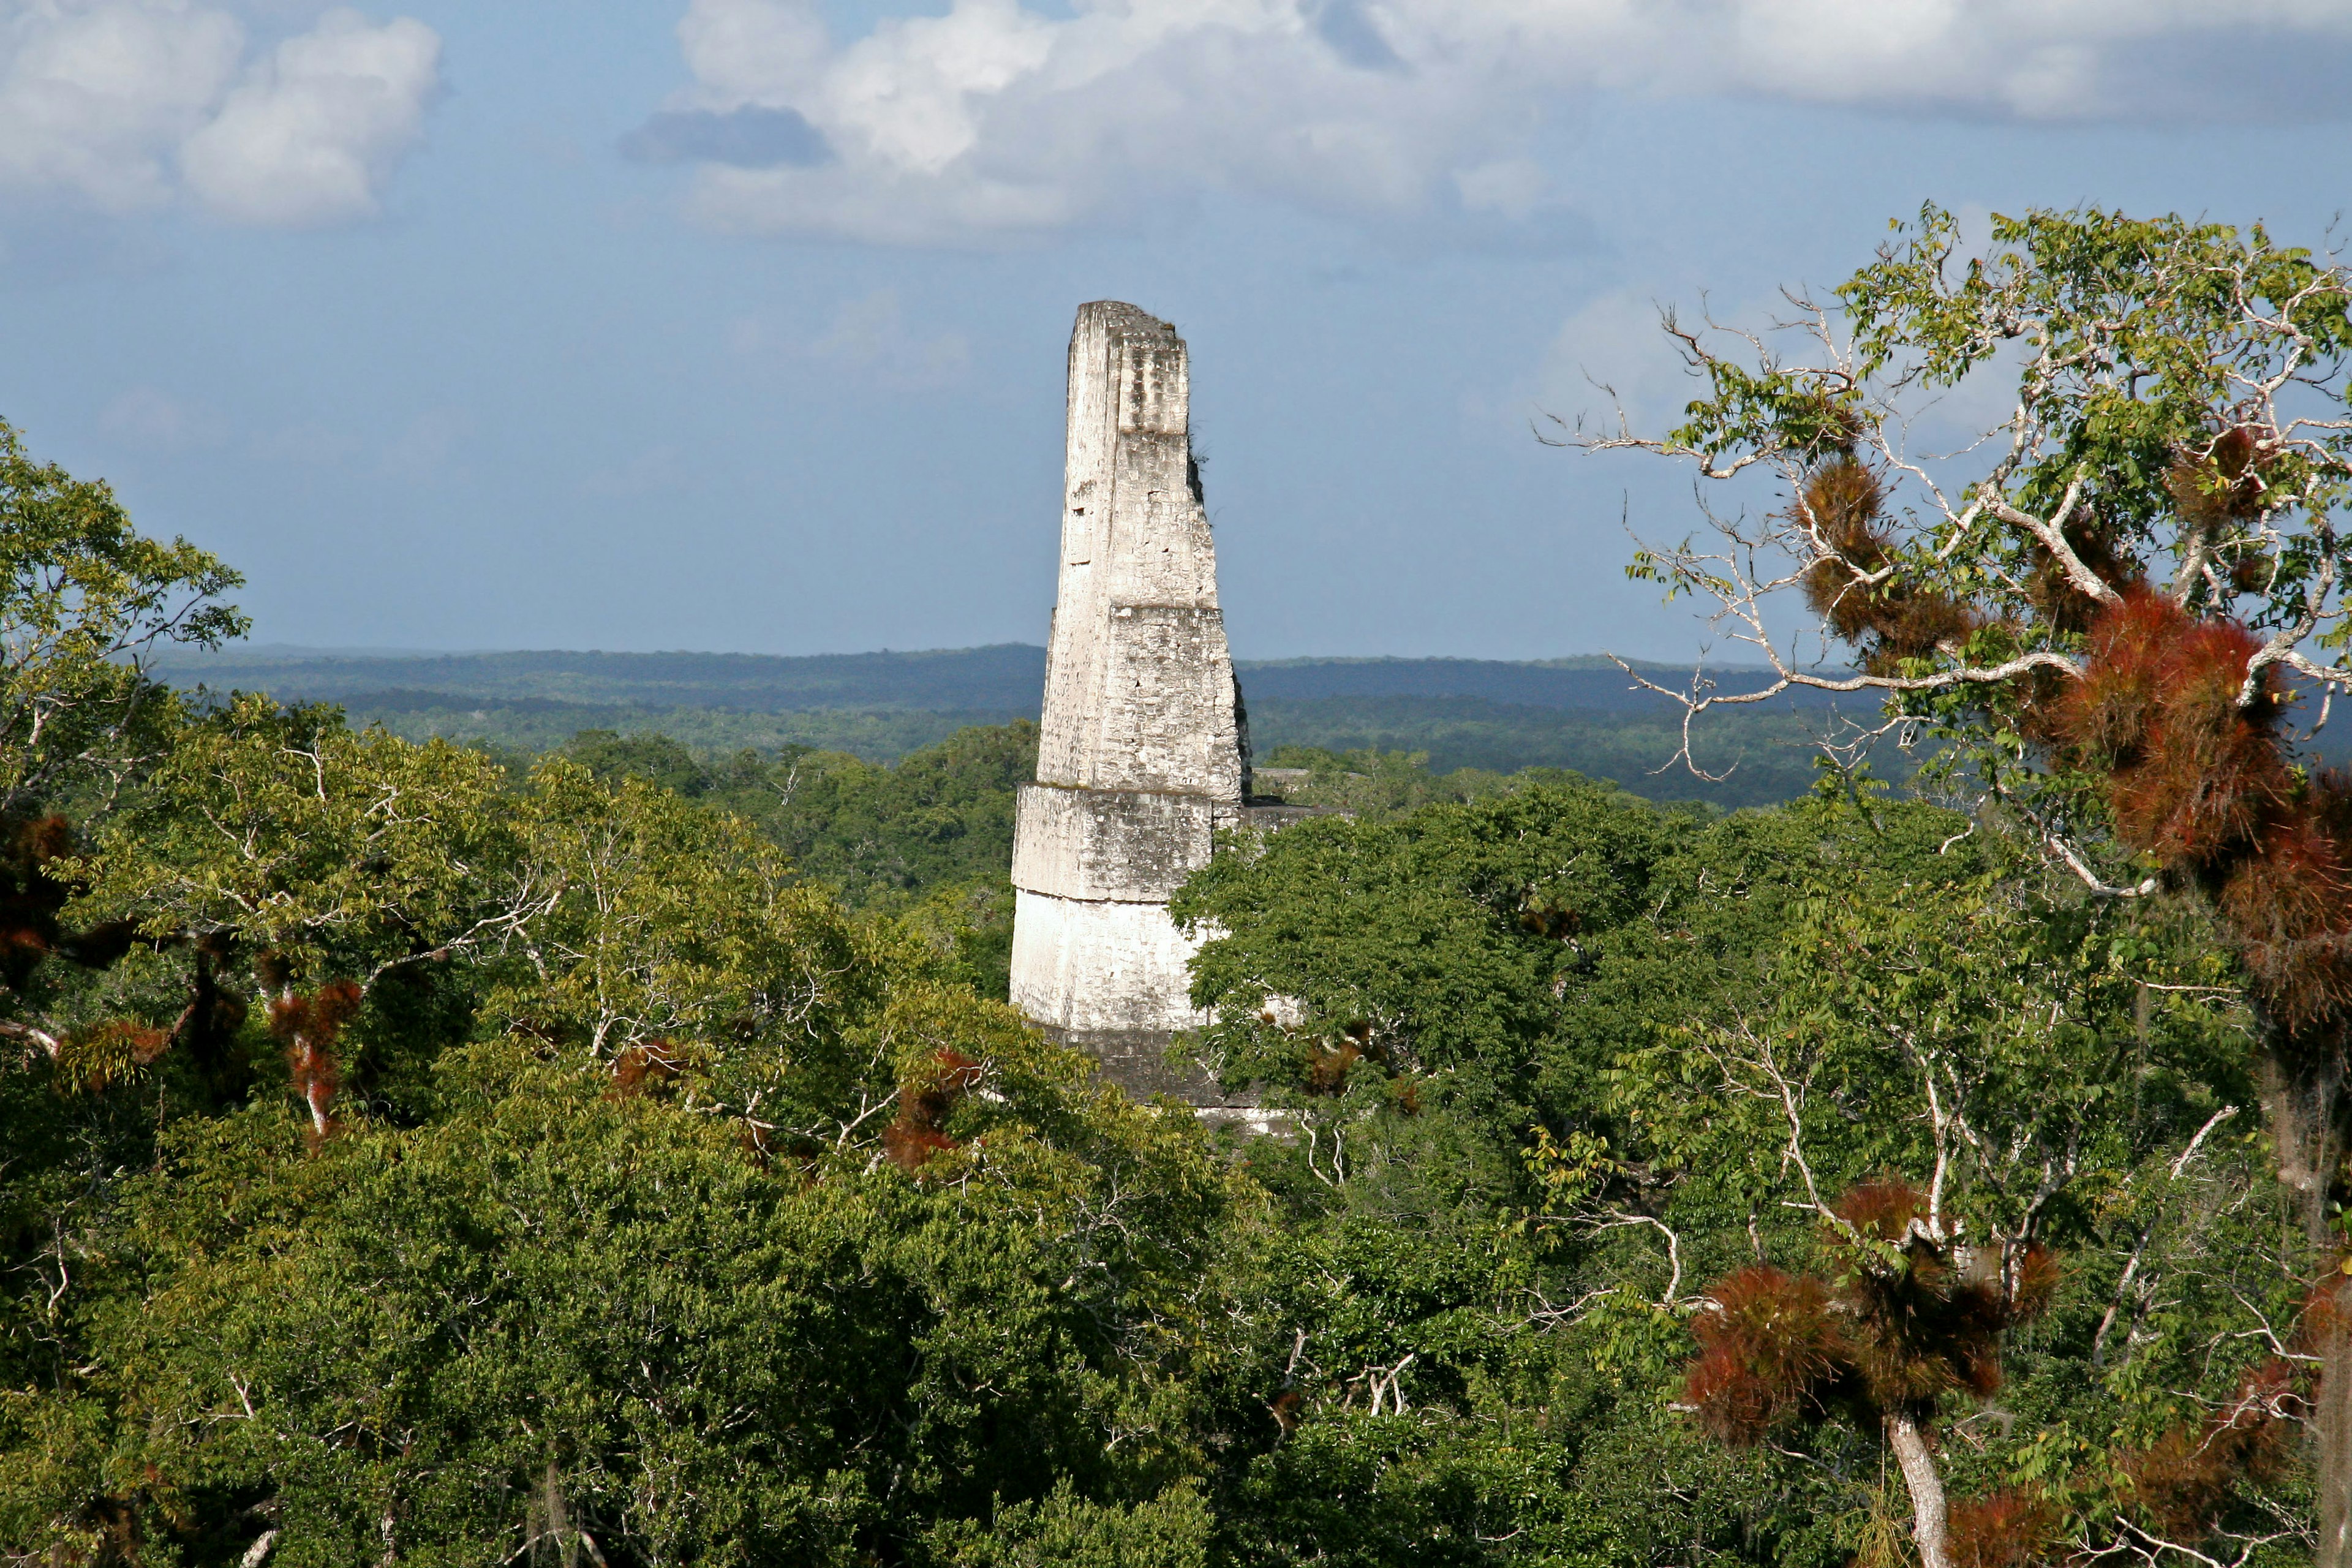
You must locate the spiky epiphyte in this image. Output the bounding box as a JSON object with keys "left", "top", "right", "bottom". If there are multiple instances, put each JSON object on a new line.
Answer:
{"left": 608, "top": 1040, "right": 683, "bottom": 1099}
{"left": 1794, "top": 456, "right": 1982, "bottom": 674}
{"left": 2162, "top": 428, "right": 2283, "bottom": 607}
{"left": 2054, "top": 588, "right": 2187, "bottom": 770}
{"left": 1684, "top": 1265, "right": 1842, "bottom": 1444}
{"left": 2056, "top": 592, "right": 2352, "bottom": 1042}
{"left": 2221, "top": 817, "right": 2352, "bottom": 1036}
{"left": 2114, "top": 650, "right": 2287, "bottom": 866}
{"left": 2165, "top": 426, "right": 2272, "bottom": 533}
{"left": 1947, "top": 1489, "right": 2060, "bottom": 1568}
{"left": 883, "top": 1047, "right": 983, "bottom": 1172}
{"left": 1798, "top": 457, "right": 1893, "bottom": 641}
{"left": 2025, "top": 511, "right": 2143, "bottom": 637}
{"left": 1684, "top": 1182, "right": 2067, "bottom": 1568}
{"left": 2059, "top": 590, "right": 2291, "bottom": 869}
{"left": 2121, "top": 1360, "right": 2299, "bottom": 1541}
{"left": 1686, "top": 1182, "right": 2052, "bottom": 1444}
{"left": 1830, "top": 1182, "right": 2030, "bottom": 1420}
{"left": 268, "top": 978, "right": 363, "bottom": 1145}
{"left": 55, "top": 1020, "right": 170, "bottom": 1092}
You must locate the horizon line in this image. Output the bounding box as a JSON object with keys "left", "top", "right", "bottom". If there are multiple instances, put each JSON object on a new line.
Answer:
{"left": 146, "top": 643, "right": 1768, "bottom": 671}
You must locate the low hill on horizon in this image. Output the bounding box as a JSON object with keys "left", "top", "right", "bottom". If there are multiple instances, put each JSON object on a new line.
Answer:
{"left": 146, "top": 643, "right": 1834, "bottom": 716}
{"left": 128, "top": 643, "right": 1969, "bottom": 807}
{"left": 145, "top": 643, "right": 1052, "bottom": 714}
{"left": 143, "top": 643, "right": 2352, "bottom": 808}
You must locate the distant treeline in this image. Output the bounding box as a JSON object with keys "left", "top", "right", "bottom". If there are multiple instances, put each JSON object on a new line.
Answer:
{"left": 285, "top": 699, "right": 1840, "bottom": 812}
{"left": 1249, "top": 696, "right": 1840, "bottom": 808}
{"left": 148, "top": 643, "right": 1836, "bottom": 717}
{"left": 331, "top": 695, "right": 1013, "bottom": 762}
{"left": 149, "top": 644, "right": 1875, "bottom": 808}
{"left": 145, "top": 643, "right": 1055, "bottom": 713}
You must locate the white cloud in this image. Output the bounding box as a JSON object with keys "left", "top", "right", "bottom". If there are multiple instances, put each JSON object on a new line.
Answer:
{"left": 658, "top": 0, "right": 1601, "bottom": 244}
{"left": 648, "top": 0, "right": 2352, "bottom": 246}
{"left": 0, "top": 2, "right": 439, "bottom": 226}
{"left": 1454, "top": 159, "right": 1550, "bottom": 222}
{"left": 677, "top": 0, "right": 829, "bottom": 105}
{"left": 181, "top": 8, "right": 439, "bottom": 225}
{"left": 0, "top": 1, "right": 243, "bottom": 211}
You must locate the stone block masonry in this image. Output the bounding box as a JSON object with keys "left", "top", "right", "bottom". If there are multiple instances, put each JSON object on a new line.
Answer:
{"left": 1008, "top": 301, "right": 1269, "bottom": 1123}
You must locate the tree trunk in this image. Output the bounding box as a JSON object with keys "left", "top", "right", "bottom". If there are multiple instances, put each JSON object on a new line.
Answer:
{"left": 2323, "top": 1315, "right": 2352, "bottom": 1568}
{"left": 1886, "top": 1412, "right": 1952, "bottom": 1568}
{"left": 2260, "top": 1046, "right": 2351, "bottom": 1567}
{"left": 2257, "top": 1050, "right": 2342, "bottom": 1251}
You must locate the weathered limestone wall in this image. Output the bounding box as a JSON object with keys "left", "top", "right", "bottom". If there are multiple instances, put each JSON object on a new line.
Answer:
{"left": 1009, "top": 301, "right": 1253, "bottom": 1107}
{"left": 1007, "top": 890, "right": 1214, "bottom": 1036}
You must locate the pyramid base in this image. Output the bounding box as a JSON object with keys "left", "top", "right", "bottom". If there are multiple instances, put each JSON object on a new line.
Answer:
{"left": 1041, "top": 1025, "right": 1286, "bottom": 1137}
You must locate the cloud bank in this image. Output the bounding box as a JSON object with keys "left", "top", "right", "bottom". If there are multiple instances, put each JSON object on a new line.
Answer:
{"left": 645, "top": 0, "right": 2352, "bottom": 245}
{"left": 0, "top": 2, "right": 440, "bottom": 227}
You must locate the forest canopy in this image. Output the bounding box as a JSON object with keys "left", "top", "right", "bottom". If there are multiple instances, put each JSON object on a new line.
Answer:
{"left": 0, "top": 201, "right": 2339, "bottom": 1568}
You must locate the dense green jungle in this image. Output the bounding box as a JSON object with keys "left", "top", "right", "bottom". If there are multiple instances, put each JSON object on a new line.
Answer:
{"left": 10, "top": 206, "right": 2352, "bottom": 1568}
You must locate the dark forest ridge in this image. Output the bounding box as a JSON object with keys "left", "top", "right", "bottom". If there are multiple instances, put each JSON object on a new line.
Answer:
{"left": 147, "top": 643, "right": 1836, "bottom": 716}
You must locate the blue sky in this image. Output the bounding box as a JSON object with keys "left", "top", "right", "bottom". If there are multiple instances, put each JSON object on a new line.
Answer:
{"left": 3, "top": 1, "right": 2350, "bottom": 661}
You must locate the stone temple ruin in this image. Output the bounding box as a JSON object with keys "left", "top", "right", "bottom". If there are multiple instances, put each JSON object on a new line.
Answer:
{"left": 1008, "top": 301, "right": 1302, "bottom": 1121}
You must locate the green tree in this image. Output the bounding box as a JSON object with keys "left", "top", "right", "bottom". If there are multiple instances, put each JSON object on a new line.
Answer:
{"left": 61, "top": 695, "right": 543, "bottom": 1138}
{"left": 0, "top": 417, "right": 247, "bottom": 1067}
{"left": 1177, "top": 777, "right": 2285, "bottom": 1565}
{"left": 4, "top": 714, "right": 1257, "bottom": 1564}
{"left": 0, "top": 421, "right": 251, "bottom": 1567}
{"left": 1246, "top": 746, "right": 1532, "bottom": 822}
{"left": 690, "top": 722, "right": 1035, "bottom": 908}
{"left": 1579, "top": 204, "right": 2352, "bottom": 1553}
{"left": 26, "top": 1025, "right": 1242, "bottom": 1565}
{"left": 553, "top": 722, "right": 1036, "bottom": 1001}
{"left": 0, "top": 418, "right": 244, "bottom": 824}
{"left": 1652, "top": 853, "right": 2289, "bottom": 1566}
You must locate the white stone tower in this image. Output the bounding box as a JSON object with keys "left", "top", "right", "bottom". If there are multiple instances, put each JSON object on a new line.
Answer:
{"left": 1008, "top": 301, "right": 1253, "bottom": 1099}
